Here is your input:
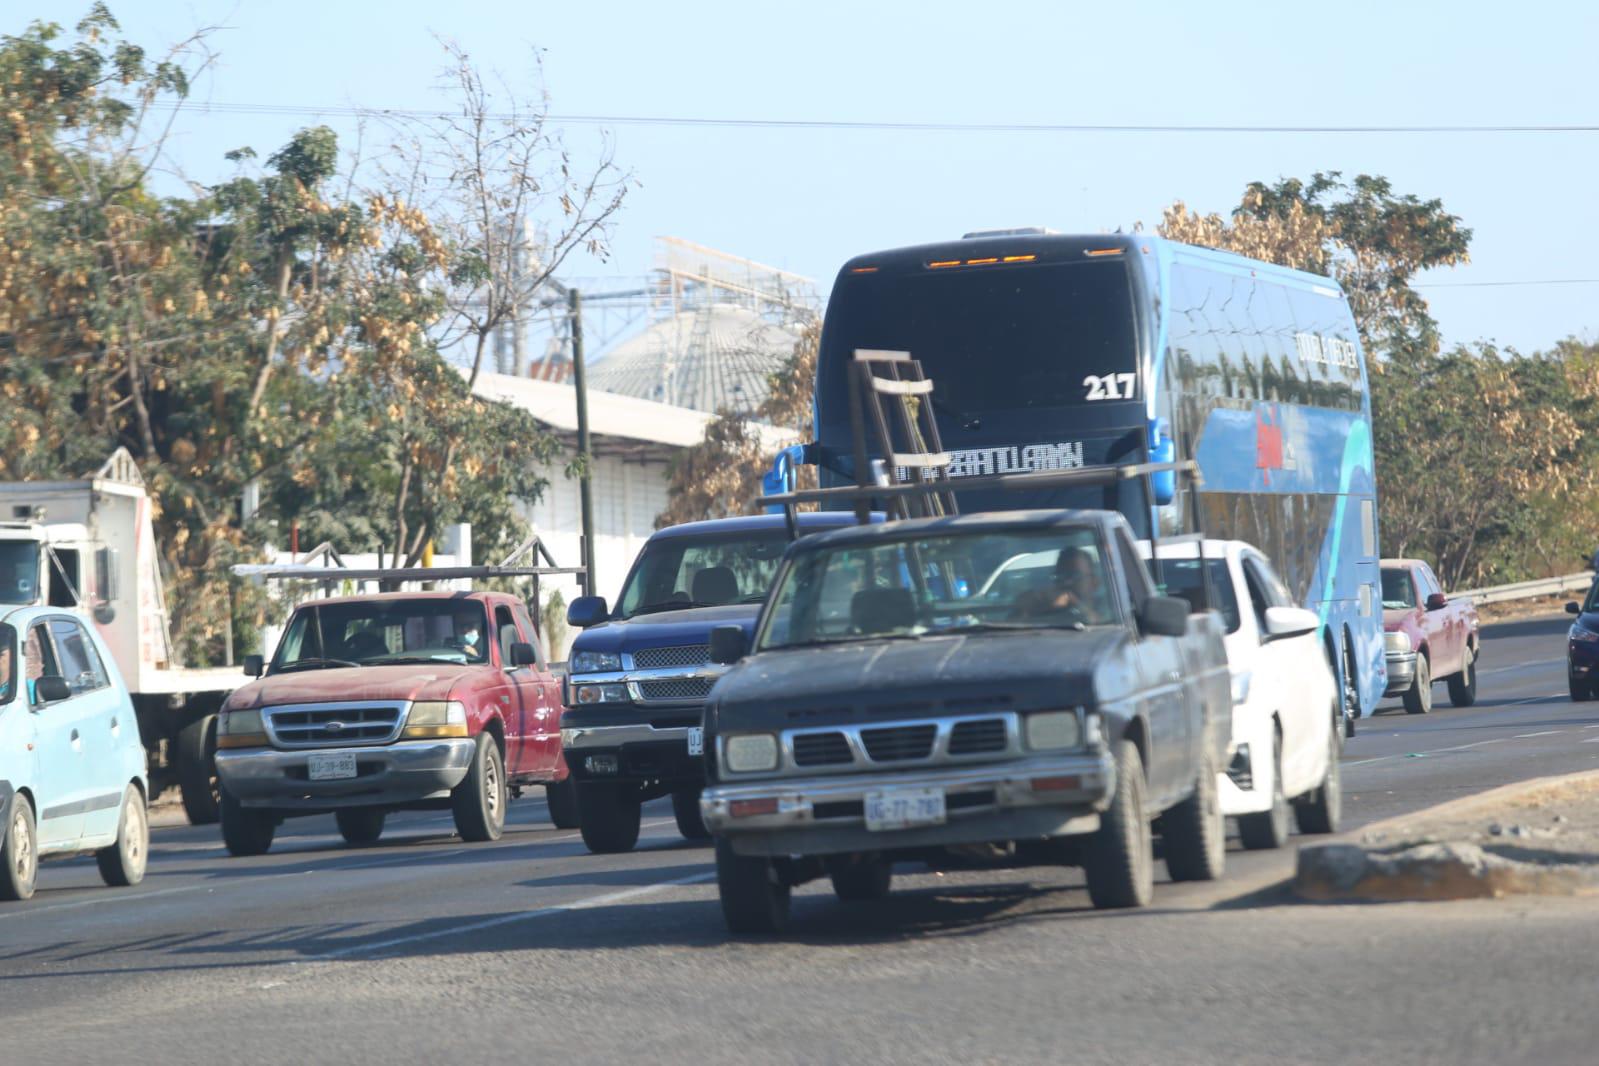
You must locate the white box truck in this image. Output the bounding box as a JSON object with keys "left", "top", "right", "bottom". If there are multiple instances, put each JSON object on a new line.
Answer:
{"left": 0, "top": 449, "right": 238, "bottom": 823}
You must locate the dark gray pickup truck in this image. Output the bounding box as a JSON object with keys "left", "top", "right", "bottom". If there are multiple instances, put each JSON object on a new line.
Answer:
{"left": 698, "top": 508, "right": 1232, "bottom": 934}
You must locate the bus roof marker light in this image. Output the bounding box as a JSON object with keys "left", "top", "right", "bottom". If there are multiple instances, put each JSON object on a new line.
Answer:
{"left": 965, "top": 257, "right": 999, "bottom": 266}
{"left": 1002, "top": 254, "right": 1036, "bottom": 263}
{"left": 1084, "top": 248, "right": 1124, "bottom": 257}
{"left": 850, "top": 266, "right": 879, "bottom": 274}
{"left": 928, "top": 259, "right": 961, "bottom": 269}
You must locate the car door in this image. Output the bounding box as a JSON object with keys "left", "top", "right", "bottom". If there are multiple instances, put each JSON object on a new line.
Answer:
{"left": 1416, "top": 564, "right": 1460, "bottom": 672}
{"left": 1115, "top": 531, "right": 1189, "bottom": 803}
{"left": 48, "top": 616, "right": 126, "bottom": 843}
{"left": 1241, "top": 554, "right": 1321, "bottom": 797}
{"left": 23, "top": 621, "right": 91, "bottom": 849}
{"left": 486, "top": 602, "right": 533, "bottom": 775}
{"left": 512, "top": 601, "right": 564, "bottom": 777}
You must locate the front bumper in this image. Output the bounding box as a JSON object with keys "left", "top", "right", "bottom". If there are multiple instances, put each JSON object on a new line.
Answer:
{"left": 560, "top": 715, "right": 703, "bottom": 785}
{"left": 216, "top": 738, "right": 476, "bottom": 810}
{"left": 1383, "top": 650, "right": 1418, "bottom": 695}
{"left": 701, "top": 751, "right": 1114, "bottom": 857}
{"left": 1569, "top": 636, "right": 1599, "bottom": 677}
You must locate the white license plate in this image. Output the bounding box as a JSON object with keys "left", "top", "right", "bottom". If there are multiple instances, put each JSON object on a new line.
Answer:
{"left": 864, "top": 787, "right": 946, "bottom": 832}
{"left": 307, "top": 752, "right": 358, "bottom": 781}
{"left": 687, "top": 727, "right": 704, "bottom": 756}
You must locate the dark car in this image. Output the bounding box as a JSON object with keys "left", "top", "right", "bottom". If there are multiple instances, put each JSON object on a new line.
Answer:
{"left": 560, "top": 512, "right": 866, "bottom": 854}
{"left": 699, "top": 508, "right": 1237, "bottom": 935}
{"left": 1565, "top": 580, "right": 1599, "bottom": 700}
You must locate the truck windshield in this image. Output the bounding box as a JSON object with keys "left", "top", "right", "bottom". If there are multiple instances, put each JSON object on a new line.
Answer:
{"left": 0, "top": 623, "right": 14, "bottom": 705}
{"left": 616, "top": 531, "right": 791, "bottom": 618}
{"left": 1381, "top": 569, "right": 1416, "bottom": 610}
{"left": 758, "top": 526, "right": 1114, "bottom": 649}
{"left": 821, "top": 260, "right": 1137, "bottom": 415}
{"left": 0, "top": 542, "right": 40, "bottom": 605}
{"left": 273, "top": 600, "right": 491, "bottom": 671}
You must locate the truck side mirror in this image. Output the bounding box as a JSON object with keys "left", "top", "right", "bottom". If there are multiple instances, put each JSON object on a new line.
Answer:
{"left": 1567, "top": 602, "right": 1582, "bottom": 615}
{"left": 566, "top": 595, "right": 609, "bottom": 629}
{"left": 1137, "top": 595, "right": 1190, "bottom": 639}
{"left": 708, "top": 624, "right": 748, "bottom": 665}
{"left": 1425, "top": 592, "right": 1448, "bottom": 611}
{"left": 509, "top": 641, "right": 537, "bottom": 668}
{"left": 34, "top": 675, "right": 72, "bottom": 704}
{"left": 243, "top": 654, "right": 264, "bottom": 678}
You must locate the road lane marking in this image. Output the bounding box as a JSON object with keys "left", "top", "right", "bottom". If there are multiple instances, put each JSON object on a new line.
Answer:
{"left": 1478, "top": 657, "right": 1562, "bottom": 677}
{"left": 310, "top": 870, "right": 718, "bottom": 960}
{"left": 1514, "top": 730, "right": 1564, "bottom": 738}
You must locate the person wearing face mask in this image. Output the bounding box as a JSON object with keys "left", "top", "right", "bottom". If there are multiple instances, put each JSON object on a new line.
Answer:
{"left": 451, "top": 610, "right": 487, "bottom": 662}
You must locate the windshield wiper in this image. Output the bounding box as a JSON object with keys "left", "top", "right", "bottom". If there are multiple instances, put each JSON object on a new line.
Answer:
{"left": 276, "top": 657, "right": 361, "bottom": 673}
{"left": 941, "top": 620, "right": 1088, "bottom": 634}
{"left": 628, "top": 600, "right": 713, "bottom": 616}
{"left": 372, "top": 655, "right": 462, "bottom": 665}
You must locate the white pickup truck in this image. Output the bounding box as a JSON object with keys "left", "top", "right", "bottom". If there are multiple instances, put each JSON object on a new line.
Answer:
{"left": 1140, "top": 539, "right": 1342, "bottom": 849}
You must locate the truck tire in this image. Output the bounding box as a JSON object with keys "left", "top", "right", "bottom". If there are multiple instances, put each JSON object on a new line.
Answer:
{"left": 220, "top": 789, "right": 275, "bottom": 857}
{"left": 96, "top": 785, "right": 149, "bottom": 887}
{"left": 1238, "top": 730, "right": 1291, "bottom": 851}
{"left": 829, "top": 855, "right": 892, "bottom": 902}
{"left": 1571, "top": 676, "right": 1596, "bottom": 703}
{"left": 452, "top": 733, "right": 507, "bottom": 843}
{"left": 545, "top": 776, "right": 580, "bottom": 829}
{"left": 577, "top": 781, "right": 642, "bottom": 854}
{"left": 716, "top": 838, "right": 791, "bottom": 935}
{"left": 1295, "top": 715, "right": 1343, "bottom": 835}
{"left": 1083, "top": 740, "right": 1153, "bottom": 909}
{"left": 335, "top": 808, "right": 387, "bottom": 847}
{"left": 1163, "top": 753, "right": 1226, "bottom": 882}
{"left": 672, "top": 787, "right": 710, "bottom": 842}
{"left": 1448, "top": 645, "right": 1478, "bottom": 707}
{"left": 1403, "top": 653, "right": 1432, "bottom": 714}
{"left": 1, "top": 794, "right": 37, "bottom": 901}
{"left": 178, "top": 714, "right": 220, "bottom": 826}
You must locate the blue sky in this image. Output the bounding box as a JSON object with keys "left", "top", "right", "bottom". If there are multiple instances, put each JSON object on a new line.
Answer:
{"left": 10, "top": 0, "right": 1597, "bottom": 353}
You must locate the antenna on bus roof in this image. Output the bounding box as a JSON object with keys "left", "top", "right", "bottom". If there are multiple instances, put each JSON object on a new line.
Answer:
{"left": 960, "top": 227, "right": 1057, "bottom": 239}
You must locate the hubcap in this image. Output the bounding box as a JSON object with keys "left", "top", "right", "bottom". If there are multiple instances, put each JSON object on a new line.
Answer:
{"left": 485, "top": 757, "right": 502, "bottom": 822}
{"left": 126, "top": 798, "right": 146, "bottom": 873}
{"left": 12, "top": 808, "right": 32, "bottom": 885}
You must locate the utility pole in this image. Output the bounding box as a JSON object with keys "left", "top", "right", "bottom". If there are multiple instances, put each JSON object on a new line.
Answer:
{"left": 569, "top": 287, "right": 597, "bottom": 597}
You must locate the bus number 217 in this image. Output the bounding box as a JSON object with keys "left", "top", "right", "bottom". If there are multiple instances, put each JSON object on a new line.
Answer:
{"left": 1083, "top": 373, "right": 1137, "bottom": 400}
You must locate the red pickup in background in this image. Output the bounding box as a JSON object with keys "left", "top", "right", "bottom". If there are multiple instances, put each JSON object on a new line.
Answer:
{"left": 1380, "top": 558, "right": 1480, "bottom": 714}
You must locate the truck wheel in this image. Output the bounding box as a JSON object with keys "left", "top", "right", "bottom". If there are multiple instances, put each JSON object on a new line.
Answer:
{"left": 672, "top": 787, "right": 710, "bottom": 842}
{"left": 1163, "top": 753, "right": 1226, "bottom": 882}
{"left": 1295, "top": 715, "right": 1343, "bottom": 835}
{"left": 716, "top": 839, "right": 791, "bottom": 935}
{"left": 220, "top": 789, "right": 275, "bottom": 857}
{"left": 1571, "top": 676, "right": 1596, "bottom": 703}
{"left": 829, "top": 855, "right": 892, "bottom": 902}
{"left": 545, "top": 776, "right": 580, "bottom": 829}
{"left": 1, "top": 794, "right": 37, "bottom": 901}
{"left": 1237, "top": 730, "right": 1290, "bottom": 851}
{"left": 1448, "top": 645, "right": 1478, "bottom": 707}
{"left": 577, "top": 781, "right": 642, "bottom": 854}
{"left": 452, "top": 733, "right": 507, "bottom": 843}
{"left": 1403, "top": 654, "right": 1432, "bottom": 714}
{"left": 1084, "top": 740, "right": 1153, "bottom": 909}
{"left": 178, "top": 714, "right": 221, "bottom": 826}
{"left": 335, "top": 809, "right": 387, "bottom": 847}
{"left": 96, "top": 785, "right": 149, "bottom": 887}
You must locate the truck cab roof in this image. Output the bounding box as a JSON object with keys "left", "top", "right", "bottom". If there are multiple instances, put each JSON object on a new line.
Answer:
{"left": 644, "top": 510, "right": 869, "bottom": 541}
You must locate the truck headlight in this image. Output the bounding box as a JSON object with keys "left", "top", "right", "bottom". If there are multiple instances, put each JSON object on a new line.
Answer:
{"left": 1384, "top": 630, "right": 1413, "bottom": 655}
{"left": 1024, "top": 711, "right": 1082, "bottom": 752}
{"left": 402, "top": 700, "right": 468, "bottom": 739}
{"left": 216, "top": 708, "right": 267, "bottom": 749}
{"left": 570, "top": 650, "right": 622, "bottom": 673}
{"left": 573, "top": 682, "right": 630, "bottom": 705}
{"left": 724, "top": 733, "right": 779, "bottom": 773}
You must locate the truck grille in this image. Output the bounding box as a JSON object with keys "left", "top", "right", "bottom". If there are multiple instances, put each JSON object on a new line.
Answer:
{"left": 633, "top": 645, "right": 709, "bottom": 670}
{"left": 266, "top": 704, "right": 405, "bottom": 747}
{"left": 861, "top": 724, "right": 937, "bottom": 762}
{"left": 948, "top": 717, "right": 1009, "bottom": 756}
{"left": 792, "top": 731, "right": 853, "bottom": 767}
{"left": 637, "top": 677, "right": 715, "bottom": 702}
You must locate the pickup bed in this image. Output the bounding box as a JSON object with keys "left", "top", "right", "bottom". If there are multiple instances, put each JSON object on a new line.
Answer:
{"left": 698, "top": 508, "right": 1233, "bottom": 935}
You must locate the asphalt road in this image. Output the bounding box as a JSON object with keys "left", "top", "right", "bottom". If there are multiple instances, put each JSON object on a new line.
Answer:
{"left": 5, "top": 613, "right": 1599, "bottom": 1065}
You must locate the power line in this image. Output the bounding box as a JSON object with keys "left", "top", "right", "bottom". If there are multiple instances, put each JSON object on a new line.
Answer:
{"left": 1415, "top": 279, "right": 1599, "bottom": 288}
{"left": 161, "top": 101, "right": 1599, "bottom": 135}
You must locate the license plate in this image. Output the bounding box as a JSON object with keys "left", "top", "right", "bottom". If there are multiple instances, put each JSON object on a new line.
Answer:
{"left": 307, "top": 752, "right": 358, "bottom": 781}
{"left": 687, "top": 727, "right": 704, "bottom": 756}
{"left": 864, "top": 787, "right": 946, "bottom": 832}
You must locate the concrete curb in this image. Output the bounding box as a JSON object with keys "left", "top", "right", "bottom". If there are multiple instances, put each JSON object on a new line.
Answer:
{"left": 1294, "top": 768, "right": 1599, "bottom": 903}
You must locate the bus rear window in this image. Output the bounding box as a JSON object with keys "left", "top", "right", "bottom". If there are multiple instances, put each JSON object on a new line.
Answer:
{"left": 821, "top": 260, "right": 1137, "bottom": 414}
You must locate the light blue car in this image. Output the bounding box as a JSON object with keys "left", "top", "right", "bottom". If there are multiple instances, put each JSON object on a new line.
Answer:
{"left": 0, "top": 606, "right": 150, "bottom": 901}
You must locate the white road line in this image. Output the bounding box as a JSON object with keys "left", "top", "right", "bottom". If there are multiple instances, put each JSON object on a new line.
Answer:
{"left": 1478, "top": 657, "right": 1562, "bottom": 677}
{"left": 1583, "top": 736, "right": 1599, "bottom": 744}
{"left": 1344, "top": 736, "right": 1508, "bottom": 768}
{"left": 1514, "top": 730, "right": 1564, "bottom": 738}
{"left": 310, "top": 870, "right": 718, "bottom": 960}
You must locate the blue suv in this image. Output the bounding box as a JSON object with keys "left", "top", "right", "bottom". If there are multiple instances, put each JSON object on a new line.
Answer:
{"left": 561, "top": 512, "right": 862, "bottom": 853}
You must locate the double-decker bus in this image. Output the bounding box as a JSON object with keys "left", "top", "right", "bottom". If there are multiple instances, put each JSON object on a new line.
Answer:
{"left": 783, "top": 230, "right": 1384, "bottom": 730}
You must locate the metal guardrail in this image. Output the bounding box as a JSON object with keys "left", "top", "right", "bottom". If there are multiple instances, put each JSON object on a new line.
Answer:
{"left": 1453, "top": 571, "right": 1593, "bottom": 606}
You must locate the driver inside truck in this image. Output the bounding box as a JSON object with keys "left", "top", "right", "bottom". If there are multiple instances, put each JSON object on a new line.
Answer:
{"left": 451, "top": 610, "right": 487, "bottom": 662}
{"left": 1015, "top": 546, "right": 1109, "bottom": 624}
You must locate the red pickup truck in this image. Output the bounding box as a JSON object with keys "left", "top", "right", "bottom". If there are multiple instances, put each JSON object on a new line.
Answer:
{"left": 212, "top": 590, "right": 576, "bottom": 854}
{"left": 1380, "top": 558, "right": 1480, "bottom": 714}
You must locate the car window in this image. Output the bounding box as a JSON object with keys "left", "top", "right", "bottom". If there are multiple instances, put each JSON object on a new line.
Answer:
{"left": 1381, "top": 568, "right": 1416, "bottom": 609}
{"left": 273, "top": 600, "right": 491, "bottom": 670}
{"left": 48, "top": 618, "right": 109, "bottom": 695}
{"left": 1115, "top": 529, "right": 1153, "bottom": 612}
{"left": 1151, "top": 558, "right": 1240, "bottom": 635}
{"left": 1245, "top": 555, "right": 1294, "bottom": 607}
{"left": 616, "top": 531, "right": 790, "bottom": 617}
{"left": 24, "top": 622, "right": 60, "bottom": 706}
{"left": 0, "top": 623, "right": 15, "bottom": 705}
{"left": 1240, "top": 561, "right": 1273, "bottom": 635}
{"left": 511, "top": 602, "right": 547, "bottom": 667}
{"left": 494, "top": 604, "right": 519, "bottom": 666}
{"left": 1418, "top": 564, "right": 1442, "bottom": 597}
